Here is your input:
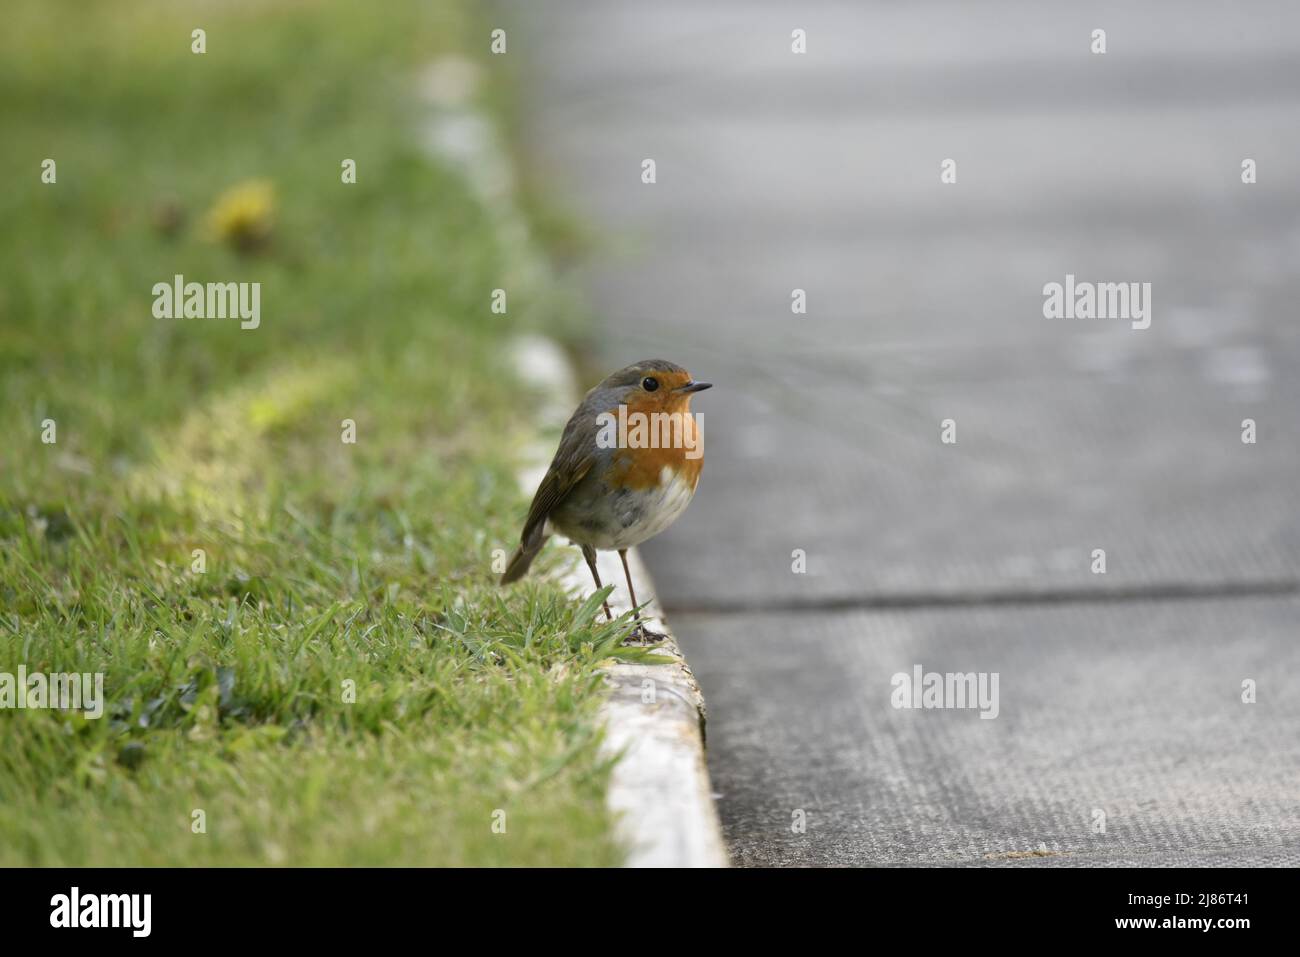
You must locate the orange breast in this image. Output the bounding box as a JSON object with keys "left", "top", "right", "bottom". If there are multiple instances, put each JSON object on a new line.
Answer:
{"left": 607, "top": 396, "right": 703, "bottom": 491}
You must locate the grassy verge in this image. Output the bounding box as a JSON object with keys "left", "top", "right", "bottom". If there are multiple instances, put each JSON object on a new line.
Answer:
{"left": 0, "top": 0, "right": 637, "bottom": 866}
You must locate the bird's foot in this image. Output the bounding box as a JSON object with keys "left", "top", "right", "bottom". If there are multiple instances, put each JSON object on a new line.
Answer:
{"left": 623, "top": 622, "right": 669, "bottom": 645}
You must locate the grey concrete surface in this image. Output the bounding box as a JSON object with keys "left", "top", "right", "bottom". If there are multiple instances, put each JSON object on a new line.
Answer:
{"left": 502, "top": 0, "right": 1300, "bottom": 865}
{"left": 677, "top": 598, "right": 1300, "bottom": 866}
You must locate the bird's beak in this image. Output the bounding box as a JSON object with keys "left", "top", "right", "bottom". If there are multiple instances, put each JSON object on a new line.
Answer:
{"left": 676, "top": 380, "right": 712, "bottom": 394}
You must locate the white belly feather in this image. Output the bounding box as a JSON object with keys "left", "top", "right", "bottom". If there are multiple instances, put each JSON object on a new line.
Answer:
{"left": 551, "top": 465, "right": 699, "bottom": 550}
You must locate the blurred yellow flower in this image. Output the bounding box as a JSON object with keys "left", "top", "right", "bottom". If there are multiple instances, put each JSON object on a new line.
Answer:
{"left": 203, "top": 179, "right": 276, "bottom": 252}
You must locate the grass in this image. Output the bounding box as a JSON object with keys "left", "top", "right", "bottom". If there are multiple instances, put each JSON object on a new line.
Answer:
{"left": 0, "top": 0, "right": 644, "bottom": 866}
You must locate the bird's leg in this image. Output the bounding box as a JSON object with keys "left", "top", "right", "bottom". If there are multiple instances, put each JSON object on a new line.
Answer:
{"left": 619, "top": 548, "right": 666, "bottom": 643}
{"left": 618, "top": 548, "right": 642, "bottom": 621}
{"left": 581, "top": 544, "right": 614, "bottom": 621}
{"left": 616, "top": 553, "right": 642, "bottom": 613}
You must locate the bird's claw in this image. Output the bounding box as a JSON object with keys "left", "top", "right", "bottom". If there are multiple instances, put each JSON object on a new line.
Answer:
{"left": 623, "top": 623, "right": 668, "bottom": 645}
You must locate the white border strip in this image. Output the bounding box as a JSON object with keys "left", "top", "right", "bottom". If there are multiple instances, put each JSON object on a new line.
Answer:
{"left": 418, "top": 64, "right": 725, "bottom": 866}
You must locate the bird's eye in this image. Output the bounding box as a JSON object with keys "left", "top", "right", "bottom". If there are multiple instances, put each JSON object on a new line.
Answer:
{"left": 641, "top": 376, "right": 659, "bottom": 392}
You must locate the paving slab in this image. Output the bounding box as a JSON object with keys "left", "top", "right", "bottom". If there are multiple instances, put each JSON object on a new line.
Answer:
{"left": 678, "top": 597, "right": 1300, "bottom": 866}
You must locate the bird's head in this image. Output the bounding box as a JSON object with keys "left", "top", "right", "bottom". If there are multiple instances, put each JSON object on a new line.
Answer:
{"left": 594, "top": 359, "right": 712, "bottom": 414}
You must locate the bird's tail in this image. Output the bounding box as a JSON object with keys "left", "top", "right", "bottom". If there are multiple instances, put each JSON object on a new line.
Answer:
{"left": 500, "top": 526, "right": 548, "bottom": 584}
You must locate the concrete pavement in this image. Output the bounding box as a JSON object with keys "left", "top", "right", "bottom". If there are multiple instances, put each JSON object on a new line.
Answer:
{"left": 503, "top": 0, "right": 1300, "bottom": 865}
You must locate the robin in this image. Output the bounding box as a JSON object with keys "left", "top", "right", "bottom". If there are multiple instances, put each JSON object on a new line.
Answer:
{"left": 500, "top": 359, "right": 711, "bottom": 638}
